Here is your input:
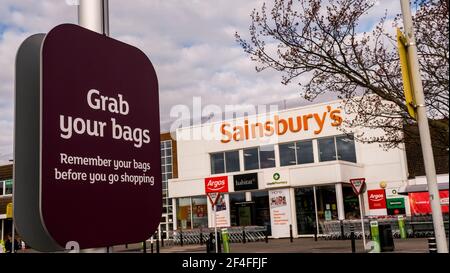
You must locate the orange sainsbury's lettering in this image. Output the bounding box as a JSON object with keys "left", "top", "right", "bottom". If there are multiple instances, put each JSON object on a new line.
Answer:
{"left": 221, "top": 123, "right": 232, "bottom": 143}
{"left": 330, "top": 109, "right": 342, "bottom": 126}
{"left": 219, "top": 106, "right": 343, "bottom": 143}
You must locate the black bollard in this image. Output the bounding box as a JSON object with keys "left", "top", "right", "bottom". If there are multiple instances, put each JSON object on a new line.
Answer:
{"left": 200, "top": 230, "right": 204, "bottom": 245}
{"left": 428, "top": 237, "right": 437, "bottom": 253}
{"left": 125, "top": 243, "right": 128, "bottom": 249}
{"left": 151, "top": 239, "right": 154, "bottom": 253}
{"left": 217, "top": 231, "right": 222, "bottom": 253}
{"left": 180, "top": 230, "right": 184, "bottom": 247}
{"left": 265, "top": 230, "right": 269, "bottom": 243}
{"left": 242, "top": 227, "right": 246, "bottom": 244}
{"left": 161, "top": 233, "right": 165, "bottom": 248}
{"left": 290, "top": 224, "right": 293, "bottom": 243}
{"left": 156, "top": 237, "right": 160, "bottom": 253}
{"left": 340, "top": 220, "right": 345, "bottom": 240}
{"left": 206, "top": 237, "right": 211, "bottom": 253}
{"left": 350, "top": 226, "right": 356, "bottom": 253}
{"left": 143, "top": 241, "right": 147, "bottom": 253}
{"left": 208, "top": 233, "right": 214, "bottom": 253}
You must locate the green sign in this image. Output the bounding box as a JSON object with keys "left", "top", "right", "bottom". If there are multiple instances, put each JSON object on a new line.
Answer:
{"left": 273, "top": 173, "right": 280, "bottom": 181}
{"left": 387, "top": 198, "right": 405, "bottom": 209}
{"left": 5, "top": 179, "right": 13, "bottom": 186}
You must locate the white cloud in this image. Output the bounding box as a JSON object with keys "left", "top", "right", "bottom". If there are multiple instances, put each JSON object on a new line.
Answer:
{"left": 0, "top": 0, "right": 402, "bottom": 163}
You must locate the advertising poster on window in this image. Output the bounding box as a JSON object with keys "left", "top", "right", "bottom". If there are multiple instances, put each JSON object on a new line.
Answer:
{"left": 409, "top": 190, "right": 449, "bottom": 215}
{"left": 269, "top": 188, "right": 292, "bottom": 238}
{"left": 208, "top": 194, "right": 230, "bottom": 228}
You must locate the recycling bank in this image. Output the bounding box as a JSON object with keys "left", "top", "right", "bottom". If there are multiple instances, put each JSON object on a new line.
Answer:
{"left": 168, "top": 100, "right": 410, "bottom": 238}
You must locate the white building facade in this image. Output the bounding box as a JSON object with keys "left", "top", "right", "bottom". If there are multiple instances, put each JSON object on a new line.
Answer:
{"left": 168, "top": 100, "right": 411, "bottom": 238}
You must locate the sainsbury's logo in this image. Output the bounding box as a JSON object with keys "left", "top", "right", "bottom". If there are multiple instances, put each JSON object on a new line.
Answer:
{"left": 205, "top": 176, "right": 228, "bottom": 193}
{"left": 369, "top": 193, "right": 385, "bottom": 202}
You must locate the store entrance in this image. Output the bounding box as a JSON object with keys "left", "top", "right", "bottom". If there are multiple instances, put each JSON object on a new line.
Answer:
{"left": 294, "top": 185, "right": 340, "bottom": 235}
{"left": 295, "top": 187, "right": 316, "bottom": 235}
{"left": 229, "top": 191, "right": 272, "bottom": 235}
{"left": 237, "top": 204, "right": 253, "bottom": 226}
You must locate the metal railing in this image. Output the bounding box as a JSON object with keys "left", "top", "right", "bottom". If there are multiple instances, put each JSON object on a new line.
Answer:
{"left": 320, "top": 215, "right": 449, "bottom": 240}
{"left": 169, "top": 226, "right": 267, "bottom": 245}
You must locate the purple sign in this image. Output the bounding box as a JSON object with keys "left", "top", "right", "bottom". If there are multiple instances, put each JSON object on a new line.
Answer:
{"left": 41, "top": 24, "right": 161, "bottom": 249}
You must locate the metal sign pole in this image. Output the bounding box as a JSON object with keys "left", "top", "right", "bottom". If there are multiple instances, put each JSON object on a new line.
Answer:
{"left": 77, "top": 0, "right": 109, "bottom": 253}
{"left": 78, "top": 0, "right": 109, "bottom": 35}
{"left": 214, "top": 204, "right": 218, "bottom": 253}
{"left": 400, "top": 0, "right": 448, "bottom": 253}
{"left": 359, "top": 194, "right": 366, "bottom": 248}
{"left": 11, "top": 220, "right": 15, "bottom": 253}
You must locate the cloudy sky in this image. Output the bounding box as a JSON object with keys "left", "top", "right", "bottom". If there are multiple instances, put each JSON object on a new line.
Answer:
{"left": 0, "top": 0, "right": 401, "bottom": 163}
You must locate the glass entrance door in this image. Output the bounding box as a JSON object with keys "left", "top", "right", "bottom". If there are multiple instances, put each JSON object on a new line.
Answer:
{"left": 294, "top": 187, "right": 316, "bottom": 235}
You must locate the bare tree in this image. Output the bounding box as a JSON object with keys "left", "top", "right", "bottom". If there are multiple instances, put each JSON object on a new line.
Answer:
{"left": 236, "top": 0, "right": 449, "bottom": 150}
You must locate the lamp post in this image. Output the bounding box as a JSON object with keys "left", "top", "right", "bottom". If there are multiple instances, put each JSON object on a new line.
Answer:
{"left": 399, "top": 0, "right": 448, "bottom": 253}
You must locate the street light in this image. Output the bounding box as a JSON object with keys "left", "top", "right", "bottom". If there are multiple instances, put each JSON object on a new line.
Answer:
{"left": 399, "top": 0, "right": 448, "bottom": 253}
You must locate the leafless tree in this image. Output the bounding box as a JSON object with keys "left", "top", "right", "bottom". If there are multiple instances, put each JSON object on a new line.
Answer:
{"left": 236, "top": 0, "right": 449, "bottom": 150}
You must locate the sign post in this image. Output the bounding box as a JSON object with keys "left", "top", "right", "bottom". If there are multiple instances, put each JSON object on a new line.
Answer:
{"left": 350, "top": 178, "right": 367, "bottom": 249}
{"left": 205, "top": 176, "right": 228, "bottom": 253}
{"left": 207, "top": 192, "right": 220, "bottom": 253}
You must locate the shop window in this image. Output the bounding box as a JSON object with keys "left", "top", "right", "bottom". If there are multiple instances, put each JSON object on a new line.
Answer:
{"left": 225, "top": 150, "right": 240, "bottom": 172}
{"left": 279, "top": 143, "right": 297, "bottom": 166}
{"left": 210, "top": 152, "right": 225, "bottom": 174}
{"left": 336, "top": 135, "right": 357, "bottom": 163}
{"left": 192, "top": 197, "right": 208, "bottom": 229}
{"left": 316, "top": 185, "right": 338, "bottom": 229}
{"left": 176, "top": 197, "right": 192, "bottom": 230}
{"left": 244, "top": 148, "right": 259, "bottom": 170}
{"left": 296, "top": 140, "right": 314, "bottom": 164}
{"left": 294, "top": 187, "right": 317, "bottom": 235}
{"left": 318, "top": 137, "right": 336, "bottom": 162}
{"left": 251, "top": 191, "right": 271, "bottom": 235}
{"left": 229, "top": 193, "right": 246, "bottom": 226}
{"left": 343, "top": 184, "right": 360, "bottom": 219}
{"left": 259, "top": 145, "right": 275, "bottom": 169}
{"left": 5, "top": 180, "right": 12, "bottom": 195}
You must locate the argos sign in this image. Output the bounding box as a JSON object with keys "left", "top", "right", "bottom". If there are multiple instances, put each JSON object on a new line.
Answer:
{"left": 205, "top": 176, "right": 229, "bottom": 193}
{"left": 368, "top": 189, "right": 387, "bottom": 209}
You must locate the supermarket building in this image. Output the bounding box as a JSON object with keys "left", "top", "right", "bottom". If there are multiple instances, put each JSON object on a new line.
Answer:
{"left": 168, "top": 100, "right": 423, "bottom": 238}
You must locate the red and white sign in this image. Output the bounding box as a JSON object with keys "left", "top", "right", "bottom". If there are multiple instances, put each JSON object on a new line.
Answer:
{"left": 204, "top": 176, "right": 229, "bottom": 193}
{"left": 409, "top": 190, "right": 449, "bottom": 215}
{"left": 350, "top": 178, "right": 366, "bottom": 195}
{"left": 207, "top": 192, "right": 221, "bottom": 206}
{"left": 368, "top": 189, "right": 387, "bottom": 209}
